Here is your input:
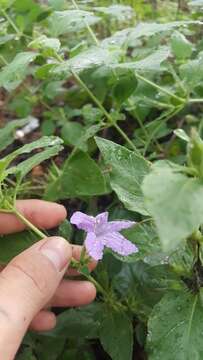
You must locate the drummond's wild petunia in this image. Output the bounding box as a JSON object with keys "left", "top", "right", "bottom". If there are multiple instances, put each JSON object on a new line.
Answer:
{"left": 70, "top": 211, "right": 138, "bottom": 261}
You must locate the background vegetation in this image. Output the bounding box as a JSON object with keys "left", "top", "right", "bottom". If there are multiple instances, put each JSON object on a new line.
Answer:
{"left": 1, "top": 0, "right": 203, "bottom": 359}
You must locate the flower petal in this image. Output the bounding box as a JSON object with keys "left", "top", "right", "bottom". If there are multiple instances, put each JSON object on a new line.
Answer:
{"left": 70, "top": 211, "right": 95, "bottom": 232}
{"left": 105, "top": 220, "right": 136, "bottom": 233}
{"left": 101, "top": 231, "right": 138, "bottom": 256}
{"left": 85, "top": 232, "right": 104, "bottom": 261}
{"left": 95, "top": 212, "right": 109, "bottom": 235}
{"left": 96, "top": 212, "right": 108, "bottom": 225}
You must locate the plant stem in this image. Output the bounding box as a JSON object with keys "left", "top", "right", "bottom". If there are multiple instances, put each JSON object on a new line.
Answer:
{"left": 1, "top": 8, "right": 21, "bottom": 36}
{"left": 189, "top": 98, "right": 203, "bottom": 104}
{"left": 13, "top": 209, "right": 46, "bottom": 238}
{"left": 71, "top": 0, "right": 99, "bottom": 46}
{"left": 71, "top": 70, "right": 139, "bottom": 153}
{"left": 136, "top": 73, "right": 185, "bottom": 104}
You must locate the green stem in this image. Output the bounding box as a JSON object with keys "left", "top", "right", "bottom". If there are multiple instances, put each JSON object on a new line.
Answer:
{"left": 136, "top": 73, "right": 185, "bottom": 104}
{"left": 70, "top": 258, "right": 108, "bottom": 298}
{"left": 143, "top": 105, "right": 184, "bottom": 155}
{"left": 85, "top": 274, "right": 109, "bottom": 297}
{"left": 71, "top": 0, "right": 99, "bottom": 46}
{"left": 72, "top": 70, "right": 139, "bottom": 153}
{"left": 13, "top": 209, "right": 46, "bottom": 238}
{"left": 189, "top": 98, "right": 203, "bottom": 104}
{"left": 55, "top": 54, "right": 138, "bottom": 153}
{"left": 1, "top": 8, "right": 21, "bottom": 36}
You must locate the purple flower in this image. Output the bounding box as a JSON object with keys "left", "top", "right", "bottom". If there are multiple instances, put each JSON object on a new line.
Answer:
{"left": 70, "top": 211, "right": 138, "bottom": 261}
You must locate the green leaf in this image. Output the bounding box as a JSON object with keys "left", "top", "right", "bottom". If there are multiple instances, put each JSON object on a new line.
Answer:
{"left": 52, "top": 46, "right": 121, "bottom": 76}
{"left": 7, "top": 144, "right": 63, "bottom": 180}
{"left": 11, "top": 136, "right": 63, "bottom": 158}
{"left": 120, "top": 223, "right": 162, "bottom": 264}
{"left": 32, "top": 335, "right": 66, "bottom": 360}
{"left": 61, "top": 122, "right": 85, "bottom": 148}
{"left": 113, "top": 74, "right": 137, "bottom": 106}
{"left": 102, "top": 21, "right": 202, "bottom": 48}
{"left": 171, "top": 31, "right": 193, "bottom": 59}
{"left": 16, "top": 348, "right": 36, "bottom": 360}
{"left": 58, "top": 219, "right": 72, "bottom": 239}
{"left": 61, "top": 123, "right": 101, "bottom": 151}
{"left": 99, "top": 309, "right": 133, "bottom": 360}
{"left": 94, "top": 5, "right": 134, "bottom": 21}
{"left": 0, "top": 117, "right": 30, "bottom": 152}
{"left": 113, "top": 262, "right": 181, "bottom": 309}
{"left": 114, "top": 47, "right": 170, "bottom": 72}
{"left": 28, "top": 35, "right": 61, "bottom": 56}
{"left": 142, "top": 161, "right": 203, "bottom": 251}
{"left": 147, "top": 291, "right": 203, "bottom": 360}
{"left": 129, "top": 21, "right": 202, "bottom": 43}
{"left": 44, "top": 150, "right": 107, "bottom": 201}
{"left": 45, "top": 303, "right": 101, "bottom": 339}
{"left": 49, "top": 10, "right": 101, "bottom": 36}
{"left": 0, "top": 52, "right": 38, "bottom": 91}
{"left": 0, "top": 231, "right": 38, "bottom": 263}
{"left": 48, "top": 0, "right": 65, "bottom": 10}
{"left": 180, "top": 51, "right": 203, "bottom": 88}
{"left": 96, "top": 137, "right": 150, "bottom": 215}
{"left": 174, "top": 129, "right": 190, "bottom": 142}
{"left": 0, "top": 136, "right": 63, "bottom": 183}
{"left": 0, "top": 34, "right": 16, "bottom": 45}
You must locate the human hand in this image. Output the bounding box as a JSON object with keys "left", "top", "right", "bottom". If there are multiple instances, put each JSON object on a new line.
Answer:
{"left": 0, "top": 200, "right": 96, "bottom": 360}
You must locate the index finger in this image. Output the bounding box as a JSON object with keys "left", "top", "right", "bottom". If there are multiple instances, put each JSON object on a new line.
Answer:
{"left": 0, "top": 200, "right": 67, "bottom": 235}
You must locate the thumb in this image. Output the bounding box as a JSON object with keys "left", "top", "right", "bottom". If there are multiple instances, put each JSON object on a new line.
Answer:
{"left": 0, "top": 236, "right": 72, "bottom": 360}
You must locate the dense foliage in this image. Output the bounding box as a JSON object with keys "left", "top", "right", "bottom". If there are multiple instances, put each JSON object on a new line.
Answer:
{"left": 1, "top": 0, "right": 203, "bottom": 359}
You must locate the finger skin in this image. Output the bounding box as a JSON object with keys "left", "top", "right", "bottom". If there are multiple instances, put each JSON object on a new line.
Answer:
{"left": 51, "top": 280, "right": 96, "bottom": 307}
{"left": 0, "top": 200, "right": 67, "bottom": 234}
{"left": 0, "top": 237, "right": 72, "bottom": 360}
{"left": 30, "top": 311, "right": 56, "bottom": 332}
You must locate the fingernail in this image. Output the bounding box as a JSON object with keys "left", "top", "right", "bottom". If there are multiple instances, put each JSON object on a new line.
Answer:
{"left": 40, "top": 237, "right": 70, "bottom": 272}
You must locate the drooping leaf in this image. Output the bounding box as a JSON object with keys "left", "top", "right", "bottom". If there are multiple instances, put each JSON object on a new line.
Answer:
{"left": 99, "top": 309, "right": 133, "bottom": 360}
{"left": 96, "top": 137, "right": 150, "bottom": 215}
{"left": 44, "top": 150, "right": 107, "bottom": 200}
{"left": 48, "top": 10, "right": 101, "bottom": 36}
{"left": 147, "top": 291, "right": 203, "bottom": 360}
{"left": 0, "top": 52, "right": 38, "bottom": 91}
{"left": 142, "top": 161, "right": 203, "bottom": 251}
